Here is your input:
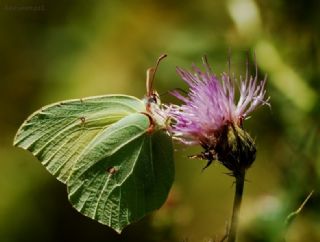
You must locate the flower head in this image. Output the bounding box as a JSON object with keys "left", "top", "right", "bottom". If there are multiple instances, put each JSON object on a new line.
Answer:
{"left": 168, "top": 56, "right": 269, "bottom": 173}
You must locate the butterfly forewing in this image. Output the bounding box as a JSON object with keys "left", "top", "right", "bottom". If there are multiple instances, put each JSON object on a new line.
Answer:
{"left": 13, "top": 95, "right": 145, "bottom": 183}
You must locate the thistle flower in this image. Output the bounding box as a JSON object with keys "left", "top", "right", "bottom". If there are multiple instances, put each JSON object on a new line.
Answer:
{"left": 168, "top": 56, "right": 269, "bottom": 174}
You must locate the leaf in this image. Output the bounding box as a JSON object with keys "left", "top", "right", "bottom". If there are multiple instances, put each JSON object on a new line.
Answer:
{"left": 13, "top": 94, "right": 174, "bottom": 233}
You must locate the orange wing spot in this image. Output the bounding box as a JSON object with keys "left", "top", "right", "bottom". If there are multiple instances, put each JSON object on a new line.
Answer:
{"left": 106, "top": 166, "right": 117, "bottom": 175}
{"left": 80, "top": 116, "right": 86, "bottom": 125}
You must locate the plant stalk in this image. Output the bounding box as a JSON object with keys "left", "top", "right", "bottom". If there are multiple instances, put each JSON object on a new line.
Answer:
{"left": 227, "top": 170, "right": 246, "bottom": 242}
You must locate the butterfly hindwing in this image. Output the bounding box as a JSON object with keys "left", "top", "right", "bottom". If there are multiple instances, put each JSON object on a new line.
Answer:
{"left": 67, "top": 113, "right": 174, "bottom": 233}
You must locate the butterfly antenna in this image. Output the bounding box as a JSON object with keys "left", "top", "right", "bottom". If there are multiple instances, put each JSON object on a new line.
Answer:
{"left": 146, "top": 54, "right": 167, "bottom": 97}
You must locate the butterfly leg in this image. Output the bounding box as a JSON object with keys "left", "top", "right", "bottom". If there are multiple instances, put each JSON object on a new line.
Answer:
{"left": 140, "top": 112, "right": 155, "bottom": 134}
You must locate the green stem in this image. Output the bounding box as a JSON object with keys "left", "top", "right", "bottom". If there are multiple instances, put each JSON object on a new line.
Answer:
{"left": 227, "top": 170, "right": 246, "bottom": 242}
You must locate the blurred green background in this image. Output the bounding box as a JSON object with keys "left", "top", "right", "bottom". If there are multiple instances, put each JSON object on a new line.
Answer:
{"left": 0, "top": 0, "right": 319, "bottom": 241}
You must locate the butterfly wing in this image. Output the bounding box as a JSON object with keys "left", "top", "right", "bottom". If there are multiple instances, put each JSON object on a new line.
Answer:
{"left": 13, "top": 95, "right": 145, "bottom": 182}
{"left": 14, "top": 94, "right": 174, "bottom": 233}
{"left": 67, "top": 113, "right": 174, "bottom": 233}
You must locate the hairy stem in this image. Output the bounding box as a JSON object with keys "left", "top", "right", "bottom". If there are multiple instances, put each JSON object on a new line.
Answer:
{"left": 227, "top": 170, "right": 246, "bottom": 242}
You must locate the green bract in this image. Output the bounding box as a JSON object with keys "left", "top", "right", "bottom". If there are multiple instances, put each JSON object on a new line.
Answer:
{"left": 14, "top": 94, "right": 174, "bottom": 233}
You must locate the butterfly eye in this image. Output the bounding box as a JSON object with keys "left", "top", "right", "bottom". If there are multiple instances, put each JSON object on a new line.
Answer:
{"left": 147, "top": 95, "right": 158, "bottom": 104}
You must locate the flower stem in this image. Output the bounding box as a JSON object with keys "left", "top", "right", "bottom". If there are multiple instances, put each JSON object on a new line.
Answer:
{"left": 227, "top": 170, "right": 246, "bottom": 242}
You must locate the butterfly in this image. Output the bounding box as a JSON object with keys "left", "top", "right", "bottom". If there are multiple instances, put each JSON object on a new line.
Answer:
{"left": 13, "top": 54, "right": 174, "bottom": 233}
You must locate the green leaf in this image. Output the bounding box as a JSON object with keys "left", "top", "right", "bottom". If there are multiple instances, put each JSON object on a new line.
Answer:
{"left": 13, "top": 94, "right": 174, "bottom": 233}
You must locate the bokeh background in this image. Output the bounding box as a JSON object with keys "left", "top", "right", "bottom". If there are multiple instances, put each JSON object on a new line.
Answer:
{"left": 0, "top": 0, "right": 319, "bottom": 241}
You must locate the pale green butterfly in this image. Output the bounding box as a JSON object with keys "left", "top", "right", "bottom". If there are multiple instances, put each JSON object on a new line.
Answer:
{"left": 13, "top": 55, "right": 174, "bottom": 233}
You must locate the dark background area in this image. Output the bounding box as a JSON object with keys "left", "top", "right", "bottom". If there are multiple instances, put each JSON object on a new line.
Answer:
{"left": 0, "top": 0, "right": 319, "bottom": 241}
